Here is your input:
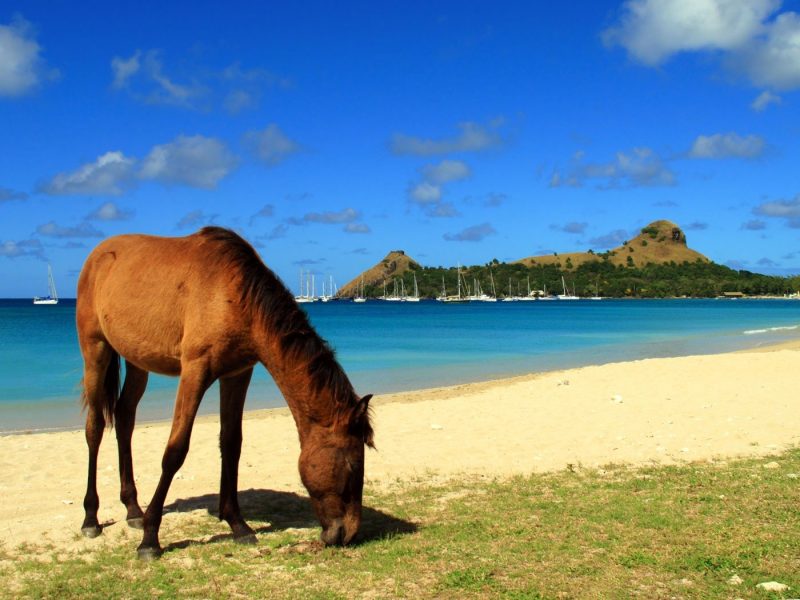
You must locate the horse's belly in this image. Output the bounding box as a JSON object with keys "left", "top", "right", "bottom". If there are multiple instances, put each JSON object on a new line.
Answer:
{"left": 100, "top": 315, "right": 184, "bottom": 377}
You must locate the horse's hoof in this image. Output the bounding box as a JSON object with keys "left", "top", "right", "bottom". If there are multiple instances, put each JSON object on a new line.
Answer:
{"left": 81, "top": 525, "right": 102, "bottom": 539}
{"left": 137, "top": 545, "right": 163, "bottom": 561}
{"left": 126, "top": 517, "right": 144, "bottom": 530}
{"left": 234, "top": 533, "right": 257, "bottom": 545}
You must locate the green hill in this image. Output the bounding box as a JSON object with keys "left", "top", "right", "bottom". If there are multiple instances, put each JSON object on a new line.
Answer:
{"left": 340, "top": 220, "right": 798, "bottom": 299}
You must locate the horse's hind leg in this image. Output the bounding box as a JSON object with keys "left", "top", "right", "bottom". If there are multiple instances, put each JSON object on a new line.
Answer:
{"left": 80, "top": 340, "right": 114, "bottom": 538}
{"left": 116, "top": 361, "right": 148, "bottom": 529}
{"left": 218, "top": 368, "right": 256, "bottom": 543}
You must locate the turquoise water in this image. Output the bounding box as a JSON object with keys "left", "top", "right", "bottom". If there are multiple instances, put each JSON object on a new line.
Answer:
{"left": 2, "top": 298, "right": 800, "bottom": 433}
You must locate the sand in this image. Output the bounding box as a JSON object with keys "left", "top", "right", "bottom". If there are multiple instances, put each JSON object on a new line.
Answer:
{"left": 1, "top": 345, "right": 799, "bottom": 552}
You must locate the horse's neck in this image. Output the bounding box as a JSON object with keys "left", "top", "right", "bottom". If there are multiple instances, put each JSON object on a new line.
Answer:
{"left": 255, "top": 331, "right": 335, "bottom": 443}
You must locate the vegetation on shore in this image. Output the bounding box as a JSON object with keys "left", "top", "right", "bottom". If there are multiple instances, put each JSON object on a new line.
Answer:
{"left": 340, "top": 220, "right": 800, "bottom": 299}
{"left": 361, "top": 258, "right": 800, "bottom": 300}
{"left": 4, "top": 448, "right": 799, "bottom": 598}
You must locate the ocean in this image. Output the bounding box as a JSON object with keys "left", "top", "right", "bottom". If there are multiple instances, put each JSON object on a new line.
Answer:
{"left": 1, "top": 298, "right": 799, "bottom": 434}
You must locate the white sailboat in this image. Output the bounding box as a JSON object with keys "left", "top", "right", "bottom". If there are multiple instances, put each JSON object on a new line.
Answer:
{"left": 405, "top": 273, "right": 421, "bottom": 302}
{"left": 354, "top": 276, "right": 367, "bottom": 303}
{"left": 294, "top": 270, "right": 316, "bottom": 303}
{"left": 518, "top": 276, "right": 537, "bottom": 301}
{"left": 33, "top": 265, "right": 58, "bottom": 305}
{"left": 556, "top": 275, "right": 580, "bottom": 300}
{"left": 444, "top": 263, "right": 469, "bottom": 303}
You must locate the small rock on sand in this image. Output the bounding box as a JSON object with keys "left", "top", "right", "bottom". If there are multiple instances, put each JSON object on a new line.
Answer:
{"left": 611, "top": 395, "right": 623, "bottom": 404}
{"left": 756, "top": 581, "right": 789, "bottom": 592}
{"left": 430, "top": 424, "right": 443, "bottom": 430}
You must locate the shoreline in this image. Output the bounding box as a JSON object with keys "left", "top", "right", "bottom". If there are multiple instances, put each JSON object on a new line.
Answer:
{"left": 2, "top": 341, "right": 799, "bottom": 552}
{"left": 5, "top": 334, "right": 799, "bottom": 438}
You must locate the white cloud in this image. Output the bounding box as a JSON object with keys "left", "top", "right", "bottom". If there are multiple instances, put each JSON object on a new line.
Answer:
{"left": 409, "top": 182, "right": 442, "bottom": 204}
{"left": 344, "top": 222, "right": 370, "bottom": 234}
{"left": 0, "top": 238, "right": 43, "bottom": 259}
{"left": 425, "top": 202, "right": 461, "bottom": 218}
{"left": 243, "top": 124, "right": 301, "bottom": 166}
{"left": 391, "top": 121, "right": 504, "bottom": 156}
{"left": 139, "top": 135, "right": 238, "bottom": 189}
{"left": 603, "top": 0, "right": 779, "bottom": 66}
{"left": 733, "top": 11, "right": 800, "bottom": 90}
{"left": 176, "top": 210, "right": 217, "bottom": 230}
{"left": 37, "top": 221, "right": 104, "bottom": 238}
{"left": 754, "top": 194, "right": 800, "bottom": 226}
{"left": 0, "top": 187, "right": 27, "bottom": 201}
{"left": 110, "top": 50, "right": 205, "bottom": 108}
{"left": 111, "top": 51, "right": 140, "bottom": 89}
{"left": 443, "top": 222, "right": 497, "bottom": 242}
{"left": 224, "top": 89, "right": 256, "bottom": 114}
{"left": 589, "top": 229, "right": 629, "bottom": 249}
{"left": 550, "top": 147, "right": 675, "bottom": 189}
{"left": 688, "top": 132, "right": 765, "bottom": 158}
{"left": 41, "top": 151, "right": 136, "bottom": 196}
{"left": 421, "top": 159, "right": 471, "bottom": 184}
{"left": 408, "top": 159, "right": 471, "bottom": 214}
{"left": 0, "top": 16, "right": 56, "bottom": 96}
{"left": 553, "top": 222, "right": 588, "bottom": 234}
{"left": 87, "top": 201, "right": 133, "bottom": 221}
{"left": 741, "top": 219, "right": 767, "bottom": 230}
{"left": 604, "top": 1, "right": 800, "bottom": 92}
{"left": 303, "top": 208, "right": 360, "bottom": 224}
{"left": 751, "top": 90, "right": 782, "bottom": 111}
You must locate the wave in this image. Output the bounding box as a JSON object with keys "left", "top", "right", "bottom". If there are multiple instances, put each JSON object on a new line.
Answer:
{"left": 743, "top": 325, "right": 799, "bottom": 335}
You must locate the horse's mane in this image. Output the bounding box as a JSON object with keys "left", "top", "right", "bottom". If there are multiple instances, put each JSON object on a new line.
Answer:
{"left": 197, "top": 227, "right": 373, "bottom": 444}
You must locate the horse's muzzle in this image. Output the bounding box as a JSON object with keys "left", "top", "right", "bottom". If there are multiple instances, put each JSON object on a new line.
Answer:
{"left": 321, "top": 519, "right": 345, "bottom": 546}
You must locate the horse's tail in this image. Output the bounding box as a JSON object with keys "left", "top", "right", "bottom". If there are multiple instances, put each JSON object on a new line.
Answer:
{"left": 102, "top": 349, "right": 121, "bottom": 428}
{"left": 81, "top": 348, "right": 121, "bottom": 428}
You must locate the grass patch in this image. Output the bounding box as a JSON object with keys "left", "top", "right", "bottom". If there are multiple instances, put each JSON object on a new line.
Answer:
{"left": 4, "top": 449, "right": 800, "bottom": 599}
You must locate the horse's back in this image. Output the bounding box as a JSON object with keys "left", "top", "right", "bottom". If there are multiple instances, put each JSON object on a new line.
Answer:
{"left": 77, "top": 231, "right": 253, "bottom": 376}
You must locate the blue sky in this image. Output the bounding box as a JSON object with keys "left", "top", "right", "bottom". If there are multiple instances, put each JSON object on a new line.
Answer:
{"left": 2, "top": 0, "right": 800, "bottom": 297}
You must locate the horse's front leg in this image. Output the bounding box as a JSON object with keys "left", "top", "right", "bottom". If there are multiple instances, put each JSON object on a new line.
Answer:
{"left": 137, "top": 361, "right": 211, "bottom": 560}
{"left": 218, "top": 368, "right": 256, "bottom": 543}
{"left": 115, "top": 362, "right": 148, "bottom": 529}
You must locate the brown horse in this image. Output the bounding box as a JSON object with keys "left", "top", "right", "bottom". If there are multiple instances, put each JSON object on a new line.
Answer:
{"left": 76, "top": 226, "right": 374, "bottom": 559}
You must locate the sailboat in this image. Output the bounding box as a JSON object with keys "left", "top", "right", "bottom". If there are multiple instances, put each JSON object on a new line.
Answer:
{"left": 353, "top": 276, "right": 367, "bottom": 303}
{"left": 444, "top": 264, "right": 469, "bottom": 303}
{"left": 518, "top": 276, "right": 537, "bottom": 301}
{"left": 294, "top": 270, "right": 316, "bottom": 303}
{"left": 556, "top": 275, "right": 580, "bottom": 300}
{"left": 405, "top": 273, "right": 421, "bottom": 302}
{"left": 33, "top": 265, "right": 59, "bottom": 305}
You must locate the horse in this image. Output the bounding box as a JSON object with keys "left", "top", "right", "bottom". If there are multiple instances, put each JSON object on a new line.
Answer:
{"left": 76, "top": 226, "right": 374, "bottom": 560}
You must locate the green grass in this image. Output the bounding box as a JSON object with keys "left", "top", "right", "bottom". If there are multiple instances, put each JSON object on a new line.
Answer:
{"left": 3, "top": 449, "right": 800, "bottom": 599}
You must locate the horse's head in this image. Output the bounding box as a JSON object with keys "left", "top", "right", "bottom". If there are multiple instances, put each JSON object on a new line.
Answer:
{"left": 299, "top": 394, "right": 374, "bottom": 546}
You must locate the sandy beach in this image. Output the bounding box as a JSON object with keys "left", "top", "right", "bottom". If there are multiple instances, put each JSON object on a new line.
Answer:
{"left": 2, "top": 344, "right": 799, "bottom": 553}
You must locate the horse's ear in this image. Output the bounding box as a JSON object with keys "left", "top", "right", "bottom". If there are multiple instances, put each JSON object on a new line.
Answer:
{"left": 356, "top": 394, "right": 372, "bottom": 417}
{"left": 354, "top": 394, "right": 375, "bottom": 449}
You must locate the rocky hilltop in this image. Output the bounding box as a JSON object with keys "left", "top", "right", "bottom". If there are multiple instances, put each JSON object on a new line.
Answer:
{"left": 515, "top": 220, "right": 709, "bottom": 269}
{"left": 337, "top": 220, "right": 728, "bottom": 298}
{"left": 339, "top": 250, "right": 421, "bottom": 296}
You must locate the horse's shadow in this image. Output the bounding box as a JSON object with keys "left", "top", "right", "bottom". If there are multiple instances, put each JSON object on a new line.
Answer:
{"left": 161, "top": 488, "right": 416, "bottom": 554}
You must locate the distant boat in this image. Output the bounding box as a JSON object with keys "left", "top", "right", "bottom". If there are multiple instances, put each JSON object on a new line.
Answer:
{"left": 444, "top": 263, "right": 469, "bottom": 303}
{"left": 405, "top": 273, "right": 421, "bottom": 302}
{"left": 556, "top": 276, "right": 579, "bottom": 301}
{"left": 33, "top": 265, "right": 58, "bottom": 305}
{"left": 294, "top": 269, "right": 316, "bottom": 303}
{"left": 354, "top": 276, "right": 367, "bottom": 303}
